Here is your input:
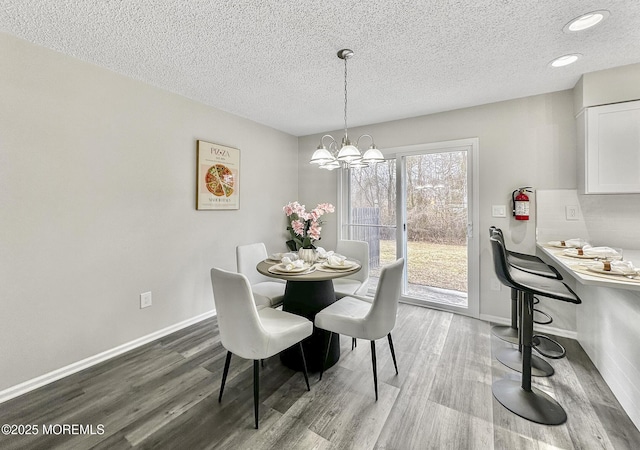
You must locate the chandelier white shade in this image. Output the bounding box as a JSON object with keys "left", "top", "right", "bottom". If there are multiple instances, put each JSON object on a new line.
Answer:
{"left": 310, "top": 49, "right": 382, "bottom": 170}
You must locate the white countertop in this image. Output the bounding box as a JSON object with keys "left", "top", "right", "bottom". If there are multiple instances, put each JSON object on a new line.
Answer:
{"left": 537, "top": 244, "right": 640, "bottom": 292}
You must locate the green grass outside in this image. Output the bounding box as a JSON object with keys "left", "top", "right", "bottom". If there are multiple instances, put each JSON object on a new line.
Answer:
{"left": 372, "top": 240, "right": 468, "bottom": 293}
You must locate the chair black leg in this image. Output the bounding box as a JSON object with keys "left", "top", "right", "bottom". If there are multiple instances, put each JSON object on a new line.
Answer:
{"left": 253, "top": 360, "right": 260, "bottom": 429}
{"left": 299, "top": 342, "right": 310, "bottom": 391}
{"left": 319, "top": 332, "right": 333, "bottom": 381}
{"left": 218, "top": 351, "right": 232, "bottom": 403}
{"left": 352, "top": 337, "right": 357, "bottom": 350}
{"left": 387, "top": 333, "right": 398, "bottom": 375}
{"left": 371, "top": 340, "right": 378, "bottom": 401}
{"left": 261, "top": 359, "right": 264, "bottom": 368}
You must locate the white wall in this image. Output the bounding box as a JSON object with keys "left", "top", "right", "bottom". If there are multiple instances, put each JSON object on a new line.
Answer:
{"left": 298, "top": 91, "right": 577, "bottom": 322}
{"left": 0, "top": 33, "right": 298, "bottom": 392}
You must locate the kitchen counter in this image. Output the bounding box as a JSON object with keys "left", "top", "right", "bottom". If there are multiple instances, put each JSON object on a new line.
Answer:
{"left": 536, "top": 242, "right": 640, "bottom": 430}
{"left": 537, "top": 244, "right": 640, "bottom": 292}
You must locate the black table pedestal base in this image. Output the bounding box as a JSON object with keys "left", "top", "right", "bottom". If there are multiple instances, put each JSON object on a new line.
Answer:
{"left": 280, "top": 280, "right": 340, "bottom": 372}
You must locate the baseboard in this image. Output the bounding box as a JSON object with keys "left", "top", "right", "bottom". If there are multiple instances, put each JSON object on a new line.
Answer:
{"left": 0, "top": 310, "right": 216, "bottom": 405}
{"left": 480, "top": 314, "right": 578, "bottom": 340}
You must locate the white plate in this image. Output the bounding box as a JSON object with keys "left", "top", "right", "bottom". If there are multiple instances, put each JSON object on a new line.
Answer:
{"left": 561, "top": 252, "right": 598, "bottom": 259}
{"left": 587, "top": 266, "right": 637, "bottom": 276}
{"left": 269, "top": 264, "right": 313, "bottom": 274}
{"left": 547, "top": 240, "right": 586, "bottom": 248}
{"left": 323, "top": 261, "right": 356, "bottom": 270}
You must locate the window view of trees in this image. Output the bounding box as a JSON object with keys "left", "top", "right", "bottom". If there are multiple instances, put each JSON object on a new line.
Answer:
{"left": 348, "top": 151, "right": 468, "bottom": 298}
{"left": 350, "top": 160, "right": 396, "bottom": 236}
{"left": 405, "top": 152, "right": 467, "bottom": 245}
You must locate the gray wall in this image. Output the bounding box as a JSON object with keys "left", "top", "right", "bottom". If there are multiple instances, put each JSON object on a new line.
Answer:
{"left": 0, "top": 34, "right": 299, "bottom": 391}
{"left": 298, "top": 90, "right": 577, "bottom": 321}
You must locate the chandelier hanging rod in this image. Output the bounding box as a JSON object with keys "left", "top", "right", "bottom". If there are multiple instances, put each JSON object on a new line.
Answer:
{"left": 309, "top": 48, "right": 384, "bottom": 170}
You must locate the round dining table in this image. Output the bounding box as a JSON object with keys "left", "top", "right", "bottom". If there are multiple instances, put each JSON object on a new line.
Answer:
{"left": 256, "top": 258, "right": 361, "bottom": 372}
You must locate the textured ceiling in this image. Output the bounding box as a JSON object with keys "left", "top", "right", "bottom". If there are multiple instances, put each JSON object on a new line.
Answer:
{"left": 2, "top": 0, "right": 640, "bottom": 136}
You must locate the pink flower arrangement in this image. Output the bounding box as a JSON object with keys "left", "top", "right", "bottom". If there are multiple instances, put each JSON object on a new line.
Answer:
{"left": 283, "top": 201, "right": 335, "bottom": 249}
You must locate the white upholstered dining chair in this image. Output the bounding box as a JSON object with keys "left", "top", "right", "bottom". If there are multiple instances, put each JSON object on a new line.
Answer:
{"left": 315, "top": 258, "right": 404, "bottom": 400}
{"left": 332, "top": 240, "right": 370, "bottom": 298}
{"left": 210, "top": 267, "right": 313, "bottom": 429}
{"left": 236, "top": 242, "right": 286, "bottom": 308}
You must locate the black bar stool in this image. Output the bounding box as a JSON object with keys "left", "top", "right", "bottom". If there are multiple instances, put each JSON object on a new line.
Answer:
{"left": 489, "top": 227, "right": 562, "bottom": 343}
{"left": 489, "top": 227, "right": 561, "bottom": 377}
{"left": 489, "top": 236, "right": 581, "bottom": 425}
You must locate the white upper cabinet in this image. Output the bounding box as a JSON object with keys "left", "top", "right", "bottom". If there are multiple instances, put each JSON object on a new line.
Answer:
{"left": 578, "top": 100, "right": 640, "bottom": 194}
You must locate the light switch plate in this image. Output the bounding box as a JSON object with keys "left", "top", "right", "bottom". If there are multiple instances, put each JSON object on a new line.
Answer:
{"left": 492, "top": 205, "right": 506, "bottom": 218}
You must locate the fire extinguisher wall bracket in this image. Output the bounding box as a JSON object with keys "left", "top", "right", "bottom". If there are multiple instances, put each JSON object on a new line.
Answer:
{"left": 512, "top": 187, "right": 532, "bottom": 221}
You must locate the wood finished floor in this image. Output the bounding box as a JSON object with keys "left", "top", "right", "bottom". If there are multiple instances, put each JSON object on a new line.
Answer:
{"left": 2, "top": 304, "right": 639, "bottom": 449}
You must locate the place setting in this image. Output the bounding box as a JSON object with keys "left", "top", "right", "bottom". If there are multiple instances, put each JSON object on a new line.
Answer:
{"left": 573, "top": 260, "right": 640, "bottom": 283}
{"left": 266, "top": 252, "right": 298, "bottom": 264}
{"left": 546, "top": 238, "right": 624, "bottom": 261}
{"left": 314, "top": 248, "right": 360, "bottom": 273}
{"left": 268, "top": 256, "right": 317, "bottom": 275}
{"left": 560, "top": 245, "right": 623, "bottom": 260}
{"left": 545, "top": 238, "right": 590, "bottom": 249}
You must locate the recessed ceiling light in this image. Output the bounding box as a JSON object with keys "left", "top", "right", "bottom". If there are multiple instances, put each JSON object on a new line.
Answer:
{"left": 563, "top": 10, "right": 610, "bottom": 33}
{"left": 549, "top": 54, "right": 582, "bottom": 68}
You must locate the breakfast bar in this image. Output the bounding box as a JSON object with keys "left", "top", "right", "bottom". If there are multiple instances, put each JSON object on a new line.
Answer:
{"left": 536, "top": 244, "right": 640, "bottom": 429}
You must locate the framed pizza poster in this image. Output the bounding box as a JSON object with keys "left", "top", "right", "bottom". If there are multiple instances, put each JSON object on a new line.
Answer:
{"left": 196, "top": 140, "right": 240, "bottom": 210}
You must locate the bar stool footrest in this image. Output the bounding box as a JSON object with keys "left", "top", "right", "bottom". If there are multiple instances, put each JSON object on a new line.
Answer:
{"left": 532, "top": 335, "right": 566, "bottom": 359}
{"left": 533, "top": 309, "right": 553, "bottom": 325}
{"left": 492, "top": 379, "right": 567, "bottom": 425}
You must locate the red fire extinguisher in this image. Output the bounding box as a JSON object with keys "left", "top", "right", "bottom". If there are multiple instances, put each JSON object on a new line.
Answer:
{"left": 512, "top": 187, "right": 532, "bottom": 220}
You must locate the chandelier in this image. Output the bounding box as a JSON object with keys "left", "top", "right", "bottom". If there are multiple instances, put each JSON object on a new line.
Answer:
{"left": 310, "top": 49, "right": 384, "bottom": 170}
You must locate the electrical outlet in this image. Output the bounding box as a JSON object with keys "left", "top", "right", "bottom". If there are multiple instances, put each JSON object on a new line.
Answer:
{"left": 490, "top": 279, "right": 502, "bottom": 291}
{"left": 565, "top": 205, "right": 579, "bottom": 221}
{"left": 140, "top": 291, "right": 152, "bottom": 309}
{"left": 492, "top": 205, "right": 506, "bottom": 218}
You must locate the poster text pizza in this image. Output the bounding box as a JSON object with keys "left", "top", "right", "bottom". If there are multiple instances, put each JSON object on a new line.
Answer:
{"left": 208, "top": 145, "right": 231, "bottom": 158}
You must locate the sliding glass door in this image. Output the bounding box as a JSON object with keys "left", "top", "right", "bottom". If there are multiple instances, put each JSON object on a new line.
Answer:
{"left": 342, "top": 138, "right": 479, "bottom": 317}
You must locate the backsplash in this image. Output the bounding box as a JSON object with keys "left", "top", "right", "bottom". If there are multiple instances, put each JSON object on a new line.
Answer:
{"left": 536, "top": 190, "right": 589, "bottom": 244}
{"left": 536, "top": 189, "right": 640, "bottom": 249}
{"left": 578, "top": 194, "right": 640, "bottom": 249}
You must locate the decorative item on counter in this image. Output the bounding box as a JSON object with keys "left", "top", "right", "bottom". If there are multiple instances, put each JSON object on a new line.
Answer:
{"left": 582, "top": 260, "right": 637, "bottom": 276}
{"left": 547, "top": 238, "right": 590, "bottom": 248}
{"left": 563, "top": 245, "right": 622, "bottom": 260}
